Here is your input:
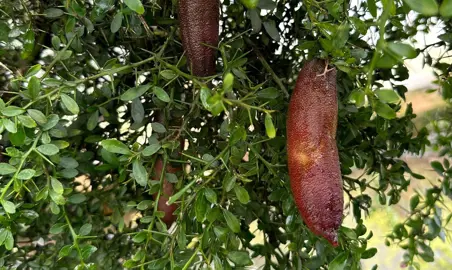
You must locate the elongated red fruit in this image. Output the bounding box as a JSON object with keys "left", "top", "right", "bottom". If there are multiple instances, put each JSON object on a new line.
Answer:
{"left": 179, "top": 0, "right": 219, "bottom": 76}
{"left": 286, "top": 59, "right": 343, "bottom": 246}
{"left": 152, "top": 158, "right": 179, "bottom": 226}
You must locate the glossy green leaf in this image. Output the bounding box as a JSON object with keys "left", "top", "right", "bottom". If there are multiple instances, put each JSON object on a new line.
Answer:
{"left": 263, "top": 20, "right": 280, "bottom": 42}
{"left": 133, "top": 160, "right": 148, "bottom": 187}
{"left": 51, "top": 177, "right": 64, "bottom": 194}
{"left": 440, "top": 0, "right": 452, "bottom": 17}
{"left": 404, "top": 0, "right": 438, "bottom": 16}
{"left": 375, "top": 89, "right": 400, "bottom": 104}
{"left": 37, "top": 144, "right": 60, "bottom": 156}
{"left": 227, "top": 251, "right": 253, "bottom": 266}
{"left": 153, "top": 86, "right": 170, "bottom": 103}
{"left": 27, "top": 109, "right": 47, "bottom": 125}
{"left": 2, "top": 201, "right": 16, "bottom": 214}
{"left": 101, "top": 139, "right": 132, "bottom": 155}
{"left": 111, "top": 12, "right": 123, "bottom": 33}
{"left": 1, "top": 106, "right": 25, "bottom": 117}
{"left": 44, "top": 8, "right": 64, "bottom": 18}
{"left": 374, "top": 101, "right": 396, "bottom": 119}
{"left": 124, "top": 0, "right": 145, "bottom": 14}
{"left": 0, "top": 163, "right": 17, "bottom": 175}
{"left": 79, "top": 224, "right": 92, "bottom": 236}
{"left": 120, "top": 84, "right": 151, "bottom": 101}
{"left": 234, "top": 185, "right": 250, "bottom": 204}
{"left": 222, "top": 209, "right": 240, "bottom": 233}
{"left": 264, "top": 113, "right": 276, "bottom": 138}
{"left": 329, "top": 252, "right": 348, "bottom": 270}
{"left": 61, "top": 94, "right": 80, "bottom": 115}
{"left": 17, "top": 169, "right": 35, "bottom": 180}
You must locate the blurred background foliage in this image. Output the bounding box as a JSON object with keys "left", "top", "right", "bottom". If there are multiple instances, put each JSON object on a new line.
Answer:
{"left": 0, "top": 0, "right": 452, "bottom": 269}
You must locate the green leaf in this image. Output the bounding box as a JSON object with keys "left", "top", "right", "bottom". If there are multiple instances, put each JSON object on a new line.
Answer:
{"left": 431, "top": 161, "right": 444, "bottom": 175}
{"left": 87, "top": 110, "right": 99, "bottom": 131}
{"left": 101, "top": 139, "right": 132, "bottom": 155}
{"left": 120, "top": 84, "right": 151, "bottom": 101}
{"left": 349, "top": 90, "right": 365, "bottom": 107}
{"left": 1, "top": 106, "right": 25, "bottom": 117}
{"left": 329, "top": 252, "right": 348, "bottom": 270}
{"left": 234, "top": 186, "right": 250, "bottom": 204}
{"left": 132, "top": 231, "right": 148, "bottom": 243}
{"left": 205, "top": 188, "right": 217, "bottom": 204}
{"left": 207, "top": 93, "right": 224, "bottom": 116}
{"left": 2, "top": 200, "right": 16, "bottom": 214}
{"left": 153, "top": 86, "right": 171, "bottom": 102}
{"left": 264, "top": 114, "right": 276, "bottom": 138}
{"left": 44, "top": 8, "right": 64, "bottom": 18}
{"left": 124, "top": 0, "right": 145, "bottom": 14}
{"left": 0, "top": 163, "right": 17, "bottom": 175}
{"left": 257, "top": 87, "right": 279, "bottom": 99}
{"left": 80, "top": 245, "right": 97, "bottom": 260}
{"left": 133, "top": 160, "right": 148, "bottom": 187}
{"left": 410, "top": 194, "right": 420, "bottom": 211}
{"left": 17, "top": 169, "right": 35, "bottom": 180}
{"left": 79, "top": 224, "right": 92, "bottom": 236}
{"left": 18, "top": 115, "right": 37, "bottom": 128}
{"left": 28, "top": 76, "right": 41, "bottom": 100}
{"left": 142, "top": 144, "right": 161, "bottom": 157}
{"left": 361, "top": 248, "right": 377, "bottom": 259}
{"left": 222, "top": 209, "right": 240, "bottom": 233}
{"left": 131, "top": 98, "right": 144, "bottom": 123}
{"left": 440, "top": 0, "right": 452, "bottom": 17}
{"left": 68, "top": 194, "right": 87, "bottom": 204}
{"left": 51, "top": 36, "right": 61, "bottom": 50}
{"left": 240, "top": 0, "right": 259, "bottom": 9}
{"left": 227, "top": 251, "right": 253, "bottom": 266}
{"left": 387, "top": 42, "right": 417, "bottom": 59}
{"left": 0, "top": 228, "right": 7, "bottom": 246}
{"left": 151, "top": 122, "right": 166, "bottom": 133}
{"left": 404, "top": 0, "right": 438, "bottom": 16}
{"left": 248, "top": 9, "right": 262, "bottom": 33}
{"left": 41, "top": 114, "right": 59, "bottom": 131}
{"left": 375, "top": 89, "right": 400, "bottom": 104}
{"left": 333, "top": 23, "right": 349, "bottom": 49}
{"left": 59, "top": 245, "right": 73, "bottom": 258}
{"left": 27, "top": 109, "right": 47, "bottom": 125}
{"left": 159, "top": 70, "right": 177, "bottom": 80}
{"left": 4, "top": 230, "right": 13, "bottom": 250}
{"left": 21, "top": 28, "right": 35, "bottom": 59}
{"left": 59, "top": 157, "right": 79, "bottom": 169}
{"left": 224, "top": 175, "right": 236, "bottom": 192}
{"left": 37, "top": 144, "right": 60, "bottom": 156}
{"left": 200, "top": 87, "right": 212, "bottom": 110}
{"left": 9, "top": 125, "right": 25, "bottom": 146}
{"left": 50, "top": 201, "right": 60, "bottom": 214}
{"left": 51, "top": 177, "right": 64, "bottom": 194}
{"left": 195, "top": 194, "right": 208, "bottom": 222}
{"left": 137, "top": 200, "right": 153, "bottom": 210}
{"left": 418, "top": 242, "right": 434, "bottom": 262}
{"left": 166, "top": 173, "right": 178, "bottom": 183}
{"left": 25, "top": 64, "right": 42, "bottom": 78}
{"left": 3, "top": 118, "right": 16, "bottom": 133}
{"left": 50, "top": 223, "right": 66, "bottom": 234}
{"left": 223, "top": 73, "right": 234, "bottom": 93}
{"left": 60, "top": 94, "right": 80, "bottom": 115}
{"left": 374, "top": 101, "right": 396, "bottom": 119}
{"left": 263, "top": 20, "right": 280, "bottom": 42}
{"left": 111, "top": 12, "right": 123, "bottom": 33}
{"left": 367, "top": 0, "right": 377, "bottom": 17}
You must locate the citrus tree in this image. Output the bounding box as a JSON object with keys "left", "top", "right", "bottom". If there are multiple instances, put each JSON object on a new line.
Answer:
{"left": 0, "top": 0, "right": 451, "bottom": 269}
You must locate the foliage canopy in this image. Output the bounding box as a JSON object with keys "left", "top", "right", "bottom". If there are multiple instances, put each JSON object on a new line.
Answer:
{"left": 0, "top": 0, "right": 452, "bottom": 269}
